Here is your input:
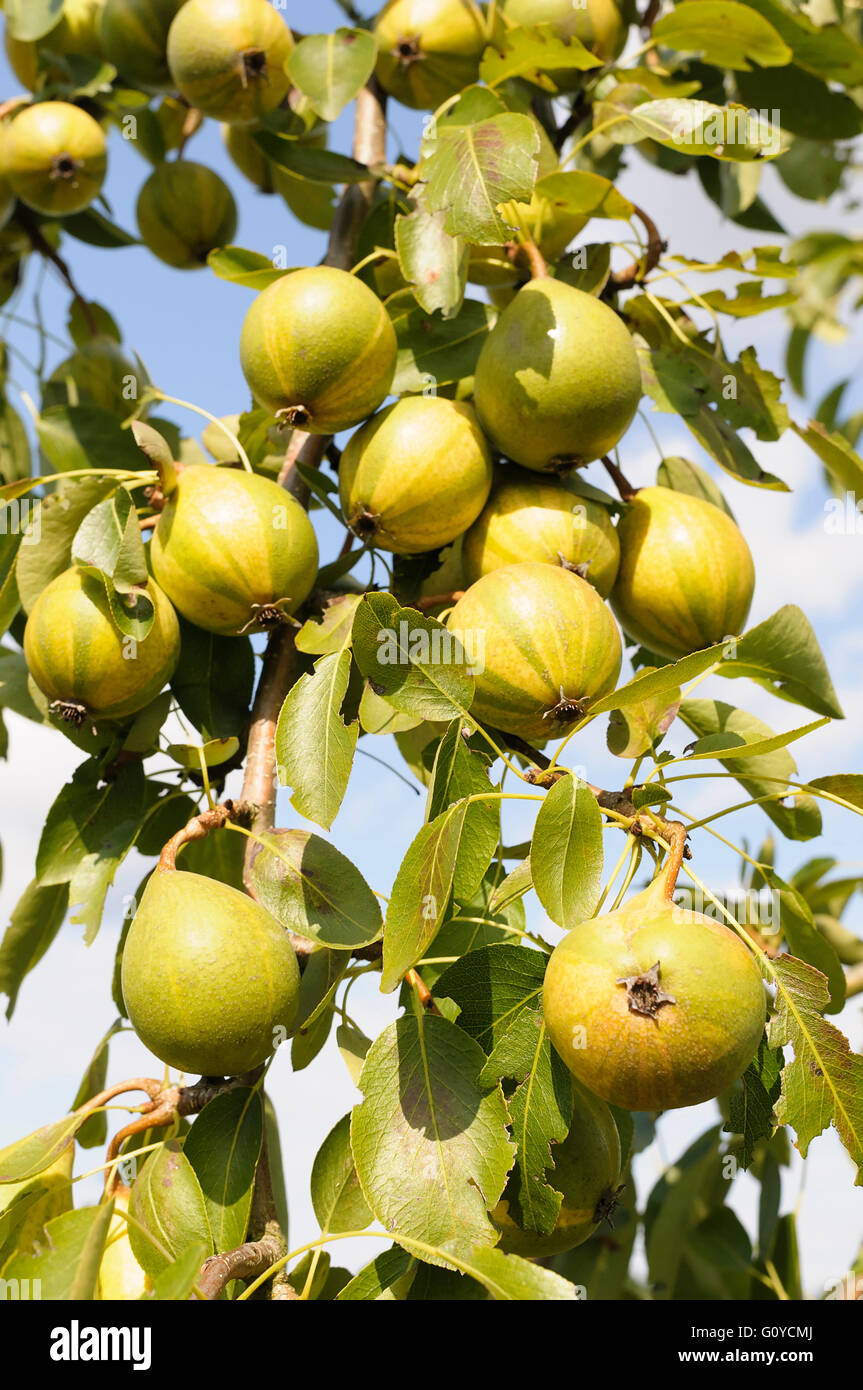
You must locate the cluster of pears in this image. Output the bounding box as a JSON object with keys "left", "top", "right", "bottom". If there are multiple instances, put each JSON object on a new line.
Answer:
{"left": 0, "top": 0, "right": 631, "bottom": 273}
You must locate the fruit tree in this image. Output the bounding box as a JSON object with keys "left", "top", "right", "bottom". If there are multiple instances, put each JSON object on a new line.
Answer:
{"left": 0, "top": 0, "right": 862, "bottom": 1312}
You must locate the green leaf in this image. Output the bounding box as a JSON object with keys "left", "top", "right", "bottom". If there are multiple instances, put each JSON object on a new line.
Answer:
{"left": 73, "top": 490, "right": 148, "bottom": 592}
{"left": 413, "top": 871, "right": 528, "bottom": 995}
{"left": 389, "top": 297, "right": 495, "bottom": 395}
{"left": 652, "top": 2, "right": 791, "bottom": 70}
{"left": 36, "top": 762, "right": 162, "bottom": 943}
{"left": 480, "top": 23, "right": 601, "bottom": 90}
{"left": 645, "top": 1126, "right": 726, "bottom": 1299}
{"left": 263, "top": 1093, "right": 289, "bottom": 1241}
{"left": 337, "top": 1246, "right": 415, "bottom": 1300}
{"left": 394, "top": 1235, "right": 580, "bottom": 1298}
{"left": 627, "top": 99, "right": 786, "bottom": 162}
{"left": 150, "top": 1242, "right": 209, "bottom": 1300}
{"left": 657, "top": 455, "right": 735, "bottom": 517}
{"left": 286, "top": 28, "right": 377, "bottom": 123}
{"left": 351, "top": 592, "right": 475, "bottom": 722}
{"left": 337, "top": 1022, "right": 371, "bottom": 1086}
{"left": 184, "top": 1087, "right": 263, "bottom": 1256}
{"left": 350, "top": 1013, "right": 514, "bottom": 1262}
{"left": 170, "top": 618, "right": 254, "bottom": 740}
{"left": 127, "top": 1140, "right": 214, "bottom": 1279}
{"left": 725, "top": 1039, "right": 783, "bottom": 1168}
{"left": 588, "top": 642, "right": 727, "bottom": 716}
{"left": 720, "top": 605, "right": 843, "bottom": 719}
{"left": 395, "top": 201, "right": 467, "bottom": 319}
{"left": 250, "top": 829, "right": 382, "bottom": 950}
{"left": 638, "top": 342, "right": 790, "bottom": 487}
{"left": 295, "top": 593, "right": 362, "bottom": 655}
{"left": 480, "top": 1009, "right": 572, "bottom": 1234}
{"left": 426, "top": 720, "right": 500, "bottom": 893}
{"left": 531, "top": 777, "right": 603, "bottom": 929}
{"left": 809, "top": 774, "right": 863, "bottom": 813}
{"left": 15, "top": 476, "right": 118, "bottom": 613}
{"left": 166, "top": 737, "right": 240, "bottom": 769}
{"left": 792, "top": 419, "right": 863, "bottom": 495}
{"left": 0, "top": 1116, "right": 86, "bottom": 1185}
{"left": 683, "top": 716, "right": 829, "bottom": 762}
{"left": 433, "top": 943, "right": 548, "bottom": 1054}
{"left": 291, "top": 948, "right": 348, "bottom": 1071}
{"left": 35, "top": 406, "right": 144, "bottom": 475}
{"left": 207, "top": 245, "right": 288, "bottom": 290}
{"left": 254, "top": 130, "right": 370, "bottom": 184}
{"left": 607, "top": 668, "right": 680, "bottom": 758}
{"left": 62, "top": 209, "right": 138, "bottom": 248}
{"left": 0, "top": 528, "right": 21, "bottom": 638}
{"left": 736, "top": 0, "right": 863, "bottom": 84}
{"left": 359, "top": 681, "right": 421, "bottom": 734}
{"left": 534, "top": 169, "right": 634, "bottom": 220}
{"left": 767, "top": 955, "right": 863, "bottom": 1181}
{"left": 381, "top": 793, "right": 499, "bottom": 992}
{"left": 275, "top": 649, "right": 357, "bottom": 830}
{"left": 70, "top": 1019, "right": 125, "bottom": 1150}
{"left": 737, "top": 66, "right": 862, "bottom": 142}
{"left": 678, "top": 699, "right": 822, "bottom": 841}
{"left": 0, "top": 393, "right": 31, "bottom": 486}
{"left": 420, "top": 113, "right": 540, "bottom": 245}
{"left": 1, "top": 1204, "right": 112, "bottom": 1301}
{"left": 311, "top": 1113, "right": 373, "bottom": 1235}
{"left": 488, "top": 855, "right": 532, "bottom": 915}
{"left": 0, "top": 879, "right": 69, "bottom": 1020}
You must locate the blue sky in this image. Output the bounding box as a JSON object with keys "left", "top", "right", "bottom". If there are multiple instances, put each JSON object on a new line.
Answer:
{"left": 1, "top": 3, "right": 862, "bottom": 1295}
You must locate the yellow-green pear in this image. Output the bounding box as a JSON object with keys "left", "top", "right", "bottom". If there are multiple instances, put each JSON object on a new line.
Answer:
{"left": 473, "top": 277, "right": 642, "bottom": 472}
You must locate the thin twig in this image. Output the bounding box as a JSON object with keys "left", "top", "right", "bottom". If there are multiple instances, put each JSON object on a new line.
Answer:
{"left": 18, "top": 211, "right": 98, "bottom": 336}
{"left": 610, "top": 203, "right": 666, "bottom": 289}
{"left": 602, "top": 455, "right": 639, "bottom": 502}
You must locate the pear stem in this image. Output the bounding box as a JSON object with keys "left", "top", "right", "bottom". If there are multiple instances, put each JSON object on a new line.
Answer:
{"left": 507, "top": 239, "right": 548, "bottom": 280}
{"left": 602, "top": 455, "right": 639, "bottom": 502}
{"left": 655, "top": 821, "right": 689, "bottom": 901}
{"left": 157, "top": 802, "right": 236, "bottom": 872}
{"left": 411, "top": 589, "right": 465, "bottom": 612}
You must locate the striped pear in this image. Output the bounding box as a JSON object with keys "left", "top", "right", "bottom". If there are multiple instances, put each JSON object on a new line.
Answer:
{"left": 136, "top": 161, "right": 237, "bottom": 269}
{"left": 23, "top": 567, "right": 180, "bottom": 724}
{"left": 473, "top": 277, "right": 642, "bottom": 472}
{"left": 611, "top": 486, "right": 754, "bottom": 658}
{"left": 167, "top": 0, "right": 293, "bottom": 124}
{"left": 2, "top": 102, "right": 106, "bottom": 217}
{"left": 339, "top": 397, "right": 493, "bottom": 554}
{"left": 240, "top": 267, "right": 397, "bottom": 433}
{"left": 374, "top": 0, "right": 487, "bottom": 110}
{"left": 149, "top": 464, "right": 319, "bottom": 635}
{"left": 492, "top": 1080, "right": 622, "bottom": 1256}
{"left": 543, "top": 833, "right": 766, "bottom": 1110}
{"left": 463, "top": 467, "right": 620, "bottom": 595}
{"left": 447, "top": 561, "right": 622, "bottom": 741}
{"left": 100, "top": 0, "right": 186, "bottom": 92}
{"left": 121, "top": 867, "right": 301, "bottom": 1077}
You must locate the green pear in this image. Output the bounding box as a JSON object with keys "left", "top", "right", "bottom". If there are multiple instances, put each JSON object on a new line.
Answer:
{"left": 473, "top": 277, "right": 642, "bottom": 473}
{"left": 121, "top": 868, "right": 301, "bottom": 1077}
